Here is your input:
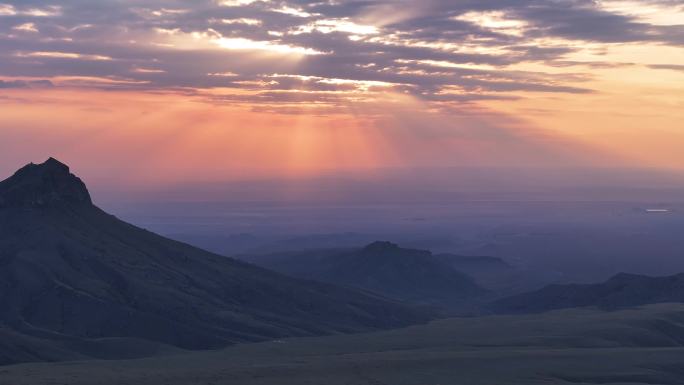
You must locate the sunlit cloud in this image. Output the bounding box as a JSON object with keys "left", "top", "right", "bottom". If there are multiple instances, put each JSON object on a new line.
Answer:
{"left": 1, "top": 3, "right": 61, "bottom": 17}
{"left": 0, "top": 0, "right": 680, "bottom": 183}
{"left": 153, "top": 27, "right": 324, "bottom": 55}
{"left": 0, "top": 3, "right": 15, "bottom": 16}
{"left": 272, "top": 5, "right": 314, "bottom": 18}
{"left": 24, "top": 6, "right": 61, "bottom": 17}
{"left": 217, "top": 0, "right": 263, "bottom": 6}
{"left": 216, "top": 37, "right": 324, "bottom": 55}
{"left": 396, "top": 59, "right": 497, "bottom": 71}
{"left": 12, "top": 22, "right": 38, "bottom": 33}
{"left": 294, "top": 19, "right": 379, "bottom": 36}
{"left": 597, "top": 0, "right": 684, "bottom": 25}
{"left": 132, "top": 67, "right": 166, "bottom": 74}
{"left": 14, "top": 51, "right": 113, "bottom": 61}
{"left": 132, "top": 7, "right": 190, "bottom": 19}
{"left": 0, "top": 0, "right": 681, "bottom": 133}
{"left": 208, "top": 71, "right": 239, "bottom": 77}
{"left": 454, "top": 11, "right": 528, "bottom": 37}
{"left": 217, "top": 18, "right": 262, "bottom": 26}
{"left": 0, "top": 4, "right": 61, "bottom": 17}
{"left": 265, "top": 73, "right": 398, "bottom": 91}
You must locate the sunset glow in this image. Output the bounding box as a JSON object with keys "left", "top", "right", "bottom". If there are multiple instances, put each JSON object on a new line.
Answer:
{"left": 1, "top": 0, "right": 683, "bottom": 191}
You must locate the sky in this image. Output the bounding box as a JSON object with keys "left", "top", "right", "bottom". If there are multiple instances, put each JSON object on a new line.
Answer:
{"left": 0, "top": 0, "right": 683, "bottom": 196}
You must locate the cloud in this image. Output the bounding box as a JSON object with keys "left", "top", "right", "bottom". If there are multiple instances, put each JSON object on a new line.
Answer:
{"left": 648, "top": 64, "right": 684, "bottom": 72}
{"left": 0, "top": 78, "right": 53, "bottom": 88}
{"left": 0, "top": 0, "right": 681, "bottom": 111}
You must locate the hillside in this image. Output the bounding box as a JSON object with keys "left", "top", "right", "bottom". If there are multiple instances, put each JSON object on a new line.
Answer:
{"left": 243, "top": 241, "right": 487, "bottom": 309}
{"left": 492, "top": 272, "right": 684, "bottom": 313}
{"left": 0, "top": 158, "right": 431, "bottom": 365}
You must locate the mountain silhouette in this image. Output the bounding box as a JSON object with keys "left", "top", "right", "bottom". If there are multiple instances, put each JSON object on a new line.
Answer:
{"left": 0, "top": 158, "right": 431, "bottom": 365}
{"left": 492, "top": 272, "right": 684, "bottom": 313}
{"left": 243, "top": 241, "right": 487, "bottom": 309}
{"left": 0, "top": 157, "right": 92, "bottom": 207}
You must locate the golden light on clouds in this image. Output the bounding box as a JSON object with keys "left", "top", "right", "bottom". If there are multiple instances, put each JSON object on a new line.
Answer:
{"left": 215, "top": 37, "right": 324, "bottom": 55}
{"left": 598, "top": 0, "right": 684, "bottom": 25}
{"left": 152, "top": 27, "right": 325, "bottom": 55}
{"left": 14, "top": 51, "right": 113, "bottom": 61}
{"left": 1, "top": 0, "right": 683, "bottom": 185}
{"left": 454, "top": 11, "right": 528, "bottom": 37}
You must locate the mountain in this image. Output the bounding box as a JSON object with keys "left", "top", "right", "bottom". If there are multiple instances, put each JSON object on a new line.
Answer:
{"left": 435, "top": 254, "right": 511, "bottom": 273}
{"left": 492, "top": 272, "right": 684, "bottom": 314}
{"left": 251, "top": 233, "right": 379, "bottom": 254}
{"left": 242, "top": 241, "right": 487, "bottom": 309}
{"left": 0, "top": 158, "right": 431, "bottom": 365}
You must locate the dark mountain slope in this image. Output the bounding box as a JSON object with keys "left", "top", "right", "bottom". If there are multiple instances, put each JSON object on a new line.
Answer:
{"left": 239, "top": 247, "right": 351, "bottom": 277}
{"left": 243, "top": 242, "right": 487, "bottom": 309}
{"left": 0, "top": 158, "right": 431, "bottom": 365}
{"left": 492, "top": 272, "right": 684, "bottom": 314}
{"left": 432, "top": 253, "right": 546, "bottom": 294}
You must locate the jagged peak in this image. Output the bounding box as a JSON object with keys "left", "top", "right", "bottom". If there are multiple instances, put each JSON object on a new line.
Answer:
{"left": 0, "top": 158, "right": 92, "bottom": 208}
{"left": 43, "top": 156, "right": 69, "bottom": 168}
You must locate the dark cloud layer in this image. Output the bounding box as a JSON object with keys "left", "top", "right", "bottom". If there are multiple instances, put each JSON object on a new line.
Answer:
{"left": 0, "top": 0, "right": 682, "bottom": 111}
{"left": 0, "top": 79, "right": 53, "bottom": 88}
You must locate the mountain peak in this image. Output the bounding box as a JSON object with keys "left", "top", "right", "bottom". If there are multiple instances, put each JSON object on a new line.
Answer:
{"left": 44, "top": 156, "right": 68, "bottom": 168}
{"left": 0, "top": 158, "right": 92, "bottom": 208}
{"left": 363, "top": 241, "right": 401, "bottom": 253}
{"left": 607, "top": 272, "right": 643, "bottom": 282}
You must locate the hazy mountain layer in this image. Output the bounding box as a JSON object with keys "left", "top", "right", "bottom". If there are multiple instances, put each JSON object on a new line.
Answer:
{"left": 242, "top": 242, "right": 487, "bottom": 309}
{"left": 493, "top": 272, "right": 684, "bottom": 313}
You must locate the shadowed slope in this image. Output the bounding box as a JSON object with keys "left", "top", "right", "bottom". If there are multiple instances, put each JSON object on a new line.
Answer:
{"left": 243, "top": 242, "right": 486, "bottom": 309}
{"left": 493, "top": 272, "right": 684, "bottom": 314}
{"left": 0, "top": 159, "right": 431, "bottom": 365}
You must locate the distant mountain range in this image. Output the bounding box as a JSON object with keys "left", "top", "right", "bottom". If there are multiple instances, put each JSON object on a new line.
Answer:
{"left": 492, "top": 272, "right": 684, "bottom": 313}
{"left": 241, "top": 241, "right": 489, "bottom": 309}
{"left": 0, "top": 158, "right": 431, "bottom": 365}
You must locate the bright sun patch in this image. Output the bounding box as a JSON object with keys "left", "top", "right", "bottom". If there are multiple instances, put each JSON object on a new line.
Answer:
{"left": 453, "top": 11, "right": 528, "bottom": 36}
{"left": 597, "top": 0, "right": 684, "bottom": 26}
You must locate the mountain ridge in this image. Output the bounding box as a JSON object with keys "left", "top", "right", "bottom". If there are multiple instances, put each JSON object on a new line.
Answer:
{"left": 241, "top": 241, "right": 487, "bottom": 310}
{"left": 0, "top": 157, "right": 92, "bottom": 207}
{"left": 0, "top": 158, "right": 432, "bottom": 365}
{"left": 492, "top": 271, "right": 684, "bottom": 313}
